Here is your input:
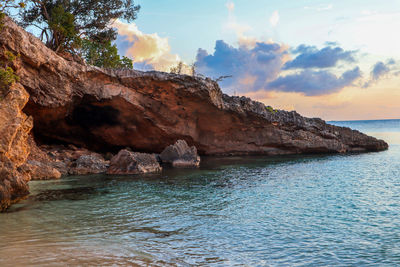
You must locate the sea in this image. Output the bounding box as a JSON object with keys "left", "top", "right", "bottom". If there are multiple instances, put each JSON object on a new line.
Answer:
{"left": 1, "top": 119, "right": 400, "bottom": 266}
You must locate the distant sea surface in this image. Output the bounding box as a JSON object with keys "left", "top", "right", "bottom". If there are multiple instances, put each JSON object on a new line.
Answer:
{"left": 1, "top": 120, "right": 400, "bottom": 266}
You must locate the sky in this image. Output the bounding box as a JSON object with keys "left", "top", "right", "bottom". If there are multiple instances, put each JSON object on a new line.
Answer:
{"left": 113, "top": 0, "right": 400, "bottom": 121}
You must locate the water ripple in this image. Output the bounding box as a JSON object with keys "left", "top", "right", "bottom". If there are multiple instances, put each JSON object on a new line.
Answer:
{"left": 1, "top": 135, "right": 400, "bottom": 265}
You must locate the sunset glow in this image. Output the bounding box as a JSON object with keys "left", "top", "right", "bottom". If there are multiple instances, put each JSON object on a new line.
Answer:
{"left": 115, "top": 0, "right": 400, "bottom": 120}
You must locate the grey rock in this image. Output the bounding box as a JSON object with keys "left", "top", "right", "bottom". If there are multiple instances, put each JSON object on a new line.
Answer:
{"left": 69, "top": 154, "right": 109, "bottom": 175}
{"left": 160, "top": 140, "right": 200, "bottom": 168}
{"left": 107, "top": 149, "right": 162, "bottom": 175}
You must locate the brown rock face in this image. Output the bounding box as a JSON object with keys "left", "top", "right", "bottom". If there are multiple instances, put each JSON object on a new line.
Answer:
{"left": 160, "top": 140, "right": 201, "bottom": 168}
{"left": 0, "top": 16, "right": 388, "bottom": 157}
{"left": 107, "top": 150, "right": 162, "bottom": 175}
{"left": 20, "top": 137, "right": 62, "bottom": 180}
{"left": 20, "top": 160, "right": 62, "bottom": 180}
{"left": 0, "top": 83, "right": 33, "bottom": 211}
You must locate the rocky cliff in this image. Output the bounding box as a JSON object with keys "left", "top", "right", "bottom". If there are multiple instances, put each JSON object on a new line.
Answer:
{"left": 0, "top": 16, "right": 388, "bottom": 156}
{"left": 0, "top": 15, "right": 390, "bottom": 210}
{"left": 0, "top": 83, "right": 32, "bottom": 211}
{"left": 1, "top": 16, "right": 390, "bottom": 155}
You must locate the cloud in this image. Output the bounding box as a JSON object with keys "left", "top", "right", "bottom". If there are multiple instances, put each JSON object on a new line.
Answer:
{"left": 324, "top": 41, "right": 339, "bottom": 46}
{"left": 361, "top": 10, "right": 377, "bottom": 16}
{"left": 226, "top": 1, "right": 235, "bottom": 12}
{"left": 304, "top": 4, "right": 333, "bottom": 11}
{"left": 284, "top": 44, "right": 356, "bottom": 69}
{"left": 270, "top": 11, "right": 280, "bottom": 27}
{"left": 363, "top": 59, "right": 397, "bottom": 87}
{"left": 196, "top": 39, "right": 362, "bottom": 96}
{"left": 371, "top": 61, "right": 391, "bottom": 80}
{"left": 113, "top": 20, "right": 181, "bottom": 72}
{"left": 195, "top": 40, "right": 289, "bottom": 94}
{"left": 267, "top": 67, "right": 362, "bottom": 96}
{"left": 224, "top": 2, "right": 255, "bottom": 46}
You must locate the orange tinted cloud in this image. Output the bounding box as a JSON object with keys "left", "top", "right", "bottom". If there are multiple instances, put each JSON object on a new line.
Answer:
{"left": 113, "top": 20, "right": 181, "bottom": 72}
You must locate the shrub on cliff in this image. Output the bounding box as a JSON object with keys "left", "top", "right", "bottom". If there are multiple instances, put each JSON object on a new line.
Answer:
{"left": 81, "top": 39, "right": 133, "bottom": 69}
{"left": 0, "top": 67, "right": 19, "bottom": 92}
{"left": 0, "top": 13, "right": 19, "bottom": 95}
{"left": 3, "top": 0, "right": 138, "bottom": 68}
{"left": 0, "top": 50, "right": 19, "bottom": 96}
{"left": 265, "top": 106, "right": 277, "bottom": 113}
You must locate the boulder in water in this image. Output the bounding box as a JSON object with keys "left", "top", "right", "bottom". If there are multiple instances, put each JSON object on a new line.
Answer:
{"left": 160, "top": 140, "right": 200, "bottom": 168}
{"left": 107, "top": 149, "right": 162, "bottom": 175}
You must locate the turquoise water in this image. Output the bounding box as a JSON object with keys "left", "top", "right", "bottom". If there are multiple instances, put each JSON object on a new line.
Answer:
{"left": 1, "top": 120, "right": 400, "bottom": 266}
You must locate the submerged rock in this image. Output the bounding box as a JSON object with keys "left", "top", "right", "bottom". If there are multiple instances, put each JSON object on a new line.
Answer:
{"left": 160, "top": 140, "right": 200, "bottom": 168}
{"left": 107, "top": 149, "right": 162, "bottom": 175}
{"left": 34, "top": 187, "right": 98, "bottom": 201}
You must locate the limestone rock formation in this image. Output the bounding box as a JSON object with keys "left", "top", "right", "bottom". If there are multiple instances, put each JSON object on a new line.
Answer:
{"left": 70, "top": 154, "right": 109, "bottom": 175}
{"left": 21, "top": 160, "right": 62, "bottom": 180}
{"left": 0, "top": 83, "right": 33, "bottom": 211}
{"left": 0, "top": 16, "right": 387, "bottom": 156}
{"left": 24, "top": 143, "right": 109, "bottom": 177}
{"left": 160, "top": 140, "right": 200, "bottom": 168}
{"left": 107, "top": 149, "right": 162, "bottom": 175}
{"left": 20, "top": 137, "right": 62, "bottom": 180}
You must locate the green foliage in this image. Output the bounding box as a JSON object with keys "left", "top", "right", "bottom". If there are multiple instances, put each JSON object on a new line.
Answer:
{"left": 81, "top": 39, "right": 133, "bottom": 69}
{"left": 0, "top": 50, "right": 19, "bottom": 95}
{"left": 13, "top": 0, "right": 140, "bottom": 53}
{"left": 0, "top": 66, "right": 19, "bottom": 89}
{"left": 46, "top": 4, "right": 80, "bottom": 52}
{"left": 4, "top": 50, "right": 17, "bottom": 61}
{"left": 2, "top": 1, "right": 138, "bottom": 68}
{"left": 0, "top": 11, "right": 4, "bottom": 30}
{"left": 120, "top": 56, "right": 133, "bottom": 69}
{"left": 265, "top": 106, "right": 277, "bottom": 113}
{"left": 0, "top": 6, "right": 20, "bottom": 97}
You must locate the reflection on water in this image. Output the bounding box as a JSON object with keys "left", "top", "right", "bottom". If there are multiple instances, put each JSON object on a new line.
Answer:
{"left": 1, "top": 120, "right": 400, "bottom": 266}
{"left": 33, "top": 187, "right": 102, "bottom": 201}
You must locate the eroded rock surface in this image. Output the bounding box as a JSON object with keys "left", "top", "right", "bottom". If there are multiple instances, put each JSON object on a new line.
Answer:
{"left": 24, "top": 144, "right": 109, "bottom": 177}
{"left": 0, "top": 16, "right": 388, "bottom": 158}
{"left": 20, "top": 137, "right": 62, "bottom": 180}
{"left": 160, "top": 140, "right": 200, "bottom": 168}
{"left": 107, "top": 149, "right": 162, "bottom": 175}
{"left": 0, "top": 83, "right": 33, "bottom": 211}
{"left": 70, "top": 154, "right": 109, "bottom": 175}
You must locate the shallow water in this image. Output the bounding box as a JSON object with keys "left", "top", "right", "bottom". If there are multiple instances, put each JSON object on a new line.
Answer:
{"left": 1, "top": 120, "right": 400, "bottom": 266}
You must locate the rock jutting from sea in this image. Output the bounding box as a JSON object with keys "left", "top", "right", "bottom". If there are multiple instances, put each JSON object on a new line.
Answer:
{"left": 0, "top": 16, "right": 388, "bottom": 211}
